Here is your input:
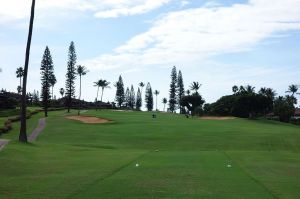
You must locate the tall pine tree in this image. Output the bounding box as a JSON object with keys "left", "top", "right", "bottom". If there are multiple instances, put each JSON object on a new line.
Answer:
{"left": 40, "top": 46, "right": 54, "bottom": 117}
{"left": 177, "top": 70, "right": 185, "bottom": 113}
{"left": 65, "top": 41, "right": 77, "bottom": 113}
{"left": 129, "top": 85, "right": 135, "bottom": 109}
{"left": 136, "top": 88, "right": 142, "bottom": 110}
{"left": 125, "top": 87, "right": 130, "bottom": 108}
{"left": 115, "top": 75, "right": 125, "bottom": 107}
{"left": 145, "top": 82, "right": 153, "bottom": 111}
{"left": 169, "top": 66, "right": 177, "bottom": 113}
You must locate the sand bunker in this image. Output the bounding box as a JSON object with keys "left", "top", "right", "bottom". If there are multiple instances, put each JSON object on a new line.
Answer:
{"left": 200, "top": 116, "right": 236, "bottom": 120}
{"left": 66, "top": 116, "right": 111, "bottom": 124}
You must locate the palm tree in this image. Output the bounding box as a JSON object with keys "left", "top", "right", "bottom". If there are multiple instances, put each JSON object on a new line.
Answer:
{"left": 16, "top": 67, "right": 24, "bottom": 94}
{"left": 265, "top": 88, "right": 277, "bottom": 100}
{"left": 239, "top": 86, "right": 245, "bottom": 93}
{"left": 139, "top": 82, "right": 145, "bottom": 92}
{"left": 232, "top": 85, "right": 238, "bottom": 94}
{"left": 77, "top": 65, "right": 88, "bottom": 115}
{"left": 190, "top": 82, "right": 201, "bottom": 94}
{"left": 94, "top": 79, "right": 110, "bottom": 110}
{"left": 101, "top": 80, "right": 110, "bottom": 102}
{"left": 139, "top": 82, "right": 145, "bottom": 102}
{"left": 154, "top": 90, "right": 160, "bottom": 111}
{"left": 259, "top": 87, "right": 276, "bottom": 100}
{"left": 94, "top": 80, "right": 101, "bottom": 102}
{"left": 49, "top": 74, "right": 57, "bottom": 100}
{"left": 259, "top": 87, "right": 267, "bottom": 95}
{"left": 245, "top": 85, "right": 255, "bottom": 93}
{"left": 186, "top": 90, "right": 190, "bottom": 96}
{"left": 94, "top": 79, "right": 110, "bottom": 102}
{"left": 59, "top": 88, "right": 65, "bottom": 98}
{"left": 19, "top": 0, "right": 36, "bottom": 143}
{"left": 162, "top": 98, "right": 167, "bottom": 112}
{"left": 286, "top": 84, "right": 298, "bottom": 97}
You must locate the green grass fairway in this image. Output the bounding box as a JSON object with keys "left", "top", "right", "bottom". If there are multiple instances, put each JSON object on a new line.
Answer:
{"left": 0, "top": 110, "right": 300, "bottom": 198}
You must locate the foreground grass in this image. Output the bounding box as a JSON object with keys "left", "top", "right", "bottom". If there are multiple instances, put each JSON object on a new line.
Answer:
{"left": 0, "top": 110, "right": 300, "bottom": 198}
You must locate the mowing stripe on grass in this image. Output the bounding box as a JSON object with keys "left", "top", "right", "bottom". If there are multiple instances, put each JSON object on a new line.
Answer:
{"left": 65, "top": 150, "right": 152, "bottom": 199}
{"left": 223, "top": 151, "right": 278, "bottom": 199}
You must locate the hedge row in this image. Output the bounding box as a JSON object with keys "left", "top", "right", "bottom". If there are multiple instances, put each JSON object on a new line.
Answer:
{"left": 0, "top": 108, "right": 69, "bottom": 135}
{"left": 0, "top": 109, "right": 40, "bottom": 135}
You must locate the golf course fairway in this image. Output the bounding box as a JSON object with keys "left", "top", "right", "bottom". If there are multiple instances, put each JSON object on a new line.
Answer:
{"left": 0, "top": 110, "right": 300, "bottom": 198}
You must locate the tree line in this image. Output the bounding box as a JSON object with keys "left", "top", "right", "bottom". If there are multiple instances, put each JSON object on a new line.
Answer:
{"left": 11, "top": 46, "right": 300, "bottom": 123}
{"left": 204, "top": 84, "right": 299, "bottom": 122}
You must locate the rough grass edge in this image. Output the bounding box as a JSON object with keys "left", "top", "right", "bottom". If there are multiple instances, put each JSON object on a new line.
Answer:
{"left": 0, "top": 108, "right": 64, "bottom": 135}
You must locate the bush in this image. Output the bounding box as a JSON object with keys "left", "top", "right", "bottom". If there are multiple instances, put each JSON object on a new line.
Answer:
{"left": 290, "top": 118, "right": 300, "bottom": 125}
{"left": 180, "top": 94, "right": 205, "bottom": 116}
{"left": 273, "top": 96, "right": 295, "bottom": 122}
{"left": 207, "top": 94, "right": 271, "bottom": 118}
{"left": 0, "top": 109, "right": 41, "bottom": 136}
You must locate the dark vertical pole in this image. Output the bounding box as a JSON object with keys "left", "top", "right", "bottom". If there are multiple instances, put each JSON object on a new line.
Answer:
{"left": 78, "top": 75, "right": 81, "bottom": 115}
{"left": 19, "top": 0, "right": 35, "bottom": 142}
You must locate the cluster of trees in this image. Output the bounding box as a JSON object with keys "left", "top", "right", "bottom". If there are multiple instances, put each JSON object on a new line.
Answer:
{"left": 204, "top": 84, "right": 299, "bottom": 122}
{"left": 168, "top": 66, "right": 185, "bottom": 113}
{"left": 111, "top": 66, "right": 205, "bottom": 113}
{"left": 114, "top": 76, "right": 157, "bottom": 111}
{"left": 38, "top": 42, "right": 91, "bottom": 117}
{"left": 274, "top": 85, "right": 299, "bottom": 122}
{"left": 0, "top": 90, "right": 18, "bottom": 109}
{"left": 168, "top": 66, "right": 205, "bottom": 115}
{"left": 204, "top": 85, "right": 275, "bottom": 118}
{"left": 0, "top": 89, "right": 40, "bottom": 109}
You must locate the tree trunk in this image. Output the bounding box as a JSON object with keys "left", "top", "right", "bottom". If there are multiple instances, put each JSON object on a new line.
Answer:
{"left": 96, "top": 86, "right": 99, "bottom": 111}
{"left": 19, "top": 77, "right": 22, "bottom": 93}
{"left": 141, "top": 88, "right": 143, "bottom": 106}
{"left": 96, "top": 86, "right": 99, "bottom": 101}
{"left": 99, "top": 87, "right": 104, "bottom": 110}
{"left": 45, "top": 97, "right": 48, "bottom": 117}
{"left": 78, "top": 75, "right": 81, "bottom": 116}
{"left": 156, "top": 95, "right": 158, "bottom": 111}
{"left": 101, "top": 88, "right": 104, "bottom": 102}
{"left": 163, "top": 104, "right": 165, "bottom": 112}
{"left": 52, "top": 86, "right": 54, "bottom": 99}
{"left": 68, "top": 80, "right": 72, "bottom": 113}
{"left": 19, "top": 0, "right": 35, "bottom": 143}
{"left": 68, "top": 95, "right": 71, "bottom": 113}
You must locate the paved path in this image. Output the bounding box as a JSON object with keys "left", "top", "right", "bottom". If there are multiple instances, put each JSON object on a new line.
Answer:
{"left": 0, "top": 139, "right": 10, "bottom": 151}
{"left": 0, "top": 118, "right": 46, "bottom": 151}
{"left": 28, "top": 118, "right": 46, "bottom": 142}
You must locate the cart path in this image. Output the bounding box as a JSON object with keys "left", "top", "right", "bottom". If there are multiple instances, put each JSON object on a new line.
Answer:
{"left": 0, "top": 139, "right": 10, "bottom": 151}
{"left": 28, "top": 118, "right": 46, "bottom": 142}
{"left": 0, "top": 118, "right": 46, "bottom": 151}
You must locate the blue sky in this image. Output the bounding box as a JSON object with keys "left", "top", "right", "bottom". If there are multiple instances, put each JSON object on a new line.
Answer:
{"left": 0, "top": 0, "right": 300, "bottom": 110}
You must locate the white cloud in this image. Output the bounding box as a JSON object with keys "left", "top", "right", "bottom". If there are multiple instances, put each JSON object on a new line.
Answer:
{"left": 180, "top": 1, "right": 190, "bottom": 7}
{"left": 94, "top": 0, "right": 171, "bottom": 18}
{"left": 203, "top": 1, "right": 221, "bottom": 8}
{"left": 0, "top": 0, "right": 171, "bottom": 24}
{"left": 83, "top": 0, "right": 300, "bottom": 71}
